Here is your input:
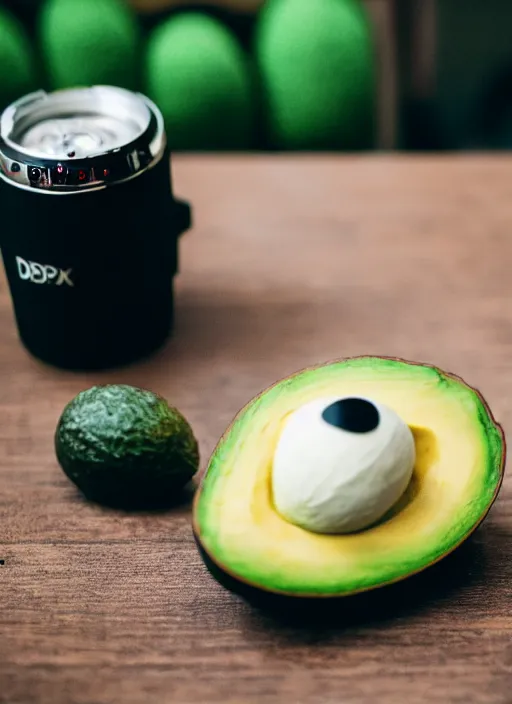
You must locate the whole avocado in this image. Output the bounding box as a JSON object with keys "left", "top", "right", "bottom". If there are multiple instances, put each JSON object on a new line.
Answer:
{"left": 145, "top": 12, "right": 254, "bottom": 150}
{"left": 39, "top": 0, "right": 140, "bottom": 90}
{"left": 55, "top": 384, "right": 199, "bottom": 509}
{"left": 255, "top": 0, "right": 376, "bottom": 149}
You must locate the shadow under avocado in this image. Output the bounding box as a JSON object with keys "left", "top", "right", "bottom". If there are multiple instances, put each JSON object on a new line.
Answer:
{"left": 67, "top": 480, "right": 197, "bottom": 514}
{"left": 196, "top": 530, "right": 488, "bottom": 633}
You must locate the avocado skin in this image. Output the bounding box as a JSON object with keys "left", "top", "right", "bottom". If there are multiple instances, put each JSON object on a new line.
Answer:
{"left": 255, "top": 0, "right": 376, "bottom": 149}
{"left": 0, "top": 6, "right": 37, "bottom": 109}
{"left": 39, "top": 0, "right": 140, "bottom": 91}
{"left": 194, "top": 528, "right": 485, "bottom": 621}
{"left": 55, "top": 384, "right": 199, "bottom": 510}
{"left": 194, "top": 479, "right": 500, "bottom": 609}
{"left": 145, "top": 12, "right": 255, "bottom": 150}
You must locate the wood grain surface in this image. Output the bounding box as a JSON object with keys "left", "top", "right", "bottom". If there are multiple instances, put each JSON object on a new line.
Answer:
{"left": 1, "top": 155, "right": 512, "bottom": 704}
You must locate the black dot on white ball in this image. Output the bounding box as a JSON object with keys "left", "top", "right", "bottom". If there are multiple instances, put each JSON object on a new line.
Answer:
{"left": 322, "top": 398, "right": 380, "bottom": 433}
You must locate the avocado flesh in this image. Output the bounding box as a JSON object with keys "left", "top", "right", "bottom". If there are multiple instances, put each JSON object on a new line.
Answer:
{"left": 194, "top": 357, "right": 505, "bottom": 597}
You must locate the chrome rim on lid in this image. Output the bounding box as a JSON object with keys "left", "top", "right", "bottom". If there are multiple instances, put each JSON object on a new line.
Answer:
{"left": 0, "top": 85, "right": 167, "bottom": 194}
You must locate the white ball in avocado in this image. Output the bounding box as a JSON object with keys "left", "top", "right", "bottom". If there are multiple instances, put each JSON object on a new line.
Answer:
{"left": 271, "top": 396, "right": 416, "bottom": 534}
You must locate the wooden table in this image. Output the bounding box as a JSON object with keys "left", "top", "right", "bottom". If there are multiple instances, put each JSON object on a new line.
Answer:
{"left": 2, "top": 155, "right": 511, "bottom": 704}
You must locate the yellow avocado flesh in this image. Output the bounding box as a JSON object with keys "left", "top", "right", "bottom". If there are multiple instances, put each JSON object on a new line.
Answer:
{"left": 194, "top": 357, "right": 505, "bottom": 596}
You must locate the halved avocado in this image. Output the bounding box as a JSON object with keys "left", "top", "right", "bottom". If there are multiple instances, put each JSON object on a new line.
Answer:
{"left": 193, "top": 356, "right": 506, "bottom": 600}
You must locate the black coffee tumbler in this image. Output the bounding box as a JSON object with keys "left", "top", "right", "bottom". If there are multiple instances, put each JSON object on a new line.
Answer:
{"left": 0, "top": 86, "right": 191, "bottom": 371}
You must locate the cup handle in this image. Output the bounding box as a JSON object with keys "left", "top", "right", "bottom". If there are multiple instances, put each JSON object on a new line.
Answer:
{"left": 174, "top": 199, "right": 192, "bottom": 237}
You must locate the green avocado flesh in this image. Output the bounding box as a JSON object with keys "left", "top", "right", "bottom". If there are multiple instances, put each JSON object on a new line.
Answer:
{"left": 55, "top": 385, "right": 199, "bottom": 508}
{"left": 194, "top": 357, "right": 505, "bottom": 597}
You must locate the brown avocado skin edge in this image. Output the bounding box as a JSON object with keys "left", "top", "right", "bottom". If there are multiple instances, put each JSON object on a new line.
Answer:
{"left": 192, "top": 526, "right": 489, "bottom": 618}
{"left": 192, "top": 355, "right": 507, "bottom": 604}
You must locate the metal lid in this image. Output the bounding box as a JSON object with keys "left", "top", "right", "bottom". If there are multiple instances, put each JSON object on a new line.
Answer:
{"left": 0, "top": 86, "right": 167, "bottom": 194}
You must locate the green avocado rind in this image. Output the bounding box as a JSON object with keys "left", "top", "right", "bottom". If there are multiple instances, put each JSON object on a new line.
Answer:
{"left": 195, "top": 356, "right": 505, "bottom": 597}
{"left": 39, "top": 0, "right": 140, "bottom": 91}
{"left": 55, "top": 384, "right": 199, "bottom": 509}
{"left": 255, "top": 0, "right": 376, "bottom": 150}
{"left": 145, "top": 12, "right": 255, "bottom": 150}
{"left": 0, "top": 6, "right": 37, "bottom": 109}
